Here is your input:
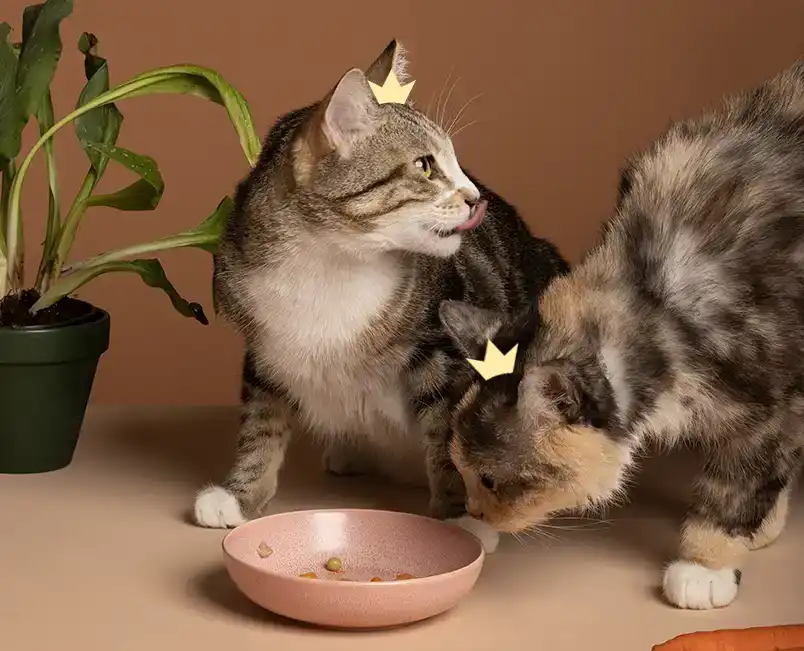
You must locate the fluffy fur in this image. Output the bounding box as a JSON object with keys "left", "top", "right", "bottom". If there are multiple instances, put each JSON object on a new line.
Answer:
{"left": 439, "top": 60, "right": 804, "bottom": 609}
{"left": 193, "top": 40, "right": 568, "bottom": 542}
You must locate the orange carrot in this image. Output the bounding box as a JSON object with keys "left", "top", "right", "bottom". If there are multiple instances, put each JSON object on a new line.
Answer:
{"left": 653, "top": 625, "right": 804, "bottom": 651}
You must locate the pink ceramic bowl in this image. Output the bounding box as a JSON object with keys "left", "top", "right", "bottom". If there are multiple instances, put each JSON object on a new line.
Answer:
{"left": 222, "top": 508, "right": 485, "bottom": 629}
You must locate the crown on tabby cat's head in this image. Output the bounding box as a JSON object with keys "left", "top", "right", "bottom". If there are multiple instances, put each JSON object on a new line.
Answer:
{"left": 368, "top": 69, "right": 416, "bottom": 105}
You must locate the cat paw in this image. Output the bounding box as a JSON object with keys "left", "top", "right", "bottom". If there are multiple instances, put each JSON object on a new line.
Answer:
{"left": 447, "top": 516, "right": 501, "bottom": 554}
{"left": 662, "top": 560, "right": 740, "bottom": 609}
{"left": 194, "top": 485, "right": 247, "bottom": 528}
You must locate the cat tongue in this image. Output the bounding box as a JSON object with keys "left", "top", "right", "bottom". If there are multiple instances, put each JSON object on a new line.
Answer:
{"left": 455, "top": 199, "right": 488, "bottom": 232}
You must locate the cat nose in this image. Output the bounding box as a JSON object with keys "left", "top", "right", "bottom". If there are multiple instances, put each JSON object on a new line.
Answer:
{"left": 458, "top": 183, "right": 480, "bottom": 203}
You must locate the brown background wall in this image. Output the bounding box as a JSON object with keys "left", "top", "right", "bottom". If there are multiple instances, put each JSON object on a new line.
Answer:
{"left": 6, "top": 0, "right": 804, "bottom": 405}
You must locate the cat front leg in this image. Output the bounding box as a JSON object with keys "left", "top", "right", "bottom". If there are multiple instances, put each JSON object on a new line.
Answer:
{"left": 424, "top": 429, "right": 501, "bottom": 554}
{"left": 424, "top": 431, "right": 468, "bottom": 520}
{"left": 662, "top": 446, "right": 799, "bottom": 610}
{"left": 194, "top": 370, "right": 296, "bottom": 528}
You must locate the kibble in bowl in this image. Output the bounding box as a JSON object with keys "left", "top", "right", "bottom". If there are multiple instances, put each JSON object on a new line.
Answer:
{"left": 325, "top": 557, "right": 342, "bottom": 572}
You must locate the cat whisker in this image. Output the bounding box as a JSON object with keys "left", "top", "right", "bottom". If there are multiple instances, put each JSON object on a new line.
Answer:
{"left": 447, "top": 93, "right": 483, "bottom": 136}
{"left": 539, "top": 521, "right": 613, "bottom": 531}
{"left": 439, "top": 76, "right": 461, "bottom": 130}
{"left": 450, "top": 120, "right": 478, "bottom": 140}
{"left": 511, "top": 529, "right": 539, "bottom": 548}
{"left": 549, "top": 515, "right": 614, "bottom": 526}
{"left": 434, "top": 67, "right": 455, "bottom": 130}
{"left": 523, "top": 525, "right": 559, "bottom": 546}
{"left": 424, "top": 90, "right": 437, "bottom": 121}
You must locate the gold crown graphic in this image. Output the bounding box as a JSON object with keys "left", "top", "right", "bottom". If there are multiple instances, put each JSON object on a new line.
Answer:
{"left": 467, "top": 340, "right": 519, "bottom": 381}
{"left": 368, "top": 69, "right": 415, "bottom": 105}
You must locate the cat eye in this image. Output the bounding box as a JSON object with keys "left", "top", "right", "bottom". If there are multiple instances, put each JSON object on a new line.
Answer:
{"left": 414, "top": 156, "right": 433, "bottom": 179}
{"left": 480, "top": 474, "right": 495, "bottom": 491}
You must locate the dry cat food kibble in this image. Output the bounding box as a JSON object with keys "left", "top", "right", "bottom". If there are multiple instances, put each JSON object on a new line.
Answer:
{"left": 294, "top": 565, "right": 415, "bottom": 582}
{"left": 256, "top": 542, "right": 273, "bottom": 558}
{"left": 325, "top": 557, "right": 343, "bottom": 572}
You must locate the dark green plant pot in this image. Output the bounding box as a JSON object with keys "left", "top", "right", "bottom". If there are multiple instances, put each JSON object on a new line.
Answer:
{"left": 0, "top": 300, "right": 110, "bottom": 474}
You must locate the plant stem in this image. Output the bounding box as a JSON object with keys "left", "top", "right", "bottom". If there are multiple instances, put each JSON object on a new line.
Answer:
{"left": 47, "top": 167, "right": 97, "bottom": 287}
{"left": 0, "top": 160, "right": 12, "bottom": 297}
{"left": 0, "top": 158, "right": 13, "bottom": 254}
{"left": 0, "top": 159, "right": 22, "bottom": 295}
{"left": 34, "top": 92, "right": 62, "bottom": 294}
{"left": 61, "top": 230, "right": 215, "bottom": 274}
{"left": 4, "top": 72, "right": 179, "bottom": 291}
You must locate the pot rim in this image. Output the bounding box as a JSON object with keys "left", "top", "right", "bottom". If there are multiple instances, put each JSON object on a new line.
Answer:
{"left": 0, "top": 298, "right": 111, "bottom": 365}
{"left": 0, "top": 297, "right": 107, "bottom": 332}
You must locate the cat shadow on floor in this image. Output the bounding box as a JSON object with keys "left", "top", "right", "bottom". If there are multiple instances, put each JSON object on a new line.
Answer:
{"left": 101, "top": 406, "right": 722, "bottom": 570}
{"left": 582, "top": 446, "right": 700, "bottom": 564}
{"left": 94, "top": 405, "right": 240, "bottom": 484}
{"left": 99, "top": 405, "right": 429, "bottom": 521}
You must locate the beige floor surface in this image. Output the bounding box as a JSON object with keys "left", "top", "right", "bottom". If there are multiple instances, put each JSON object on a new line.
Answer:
{"left": 1, "top": 406, "right": 802, "bottom": 651}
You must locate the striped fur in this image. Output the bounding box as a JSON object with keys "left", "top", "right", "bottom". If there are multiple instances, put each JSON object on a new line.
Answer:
{"left": 440, "top": 60, "right": 804, "bottom": 610}
{"left": 193, "top": 40, "right": 568, "bottom": 529}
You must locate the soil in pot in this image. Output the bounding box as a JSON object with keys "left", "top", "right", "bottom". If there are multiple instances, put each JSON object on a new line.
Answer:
{"left": 0, "top": 290, "right": 110, "bottom": 474}
{"left": 0, "top": 288, "right": 93, "bottom": 327}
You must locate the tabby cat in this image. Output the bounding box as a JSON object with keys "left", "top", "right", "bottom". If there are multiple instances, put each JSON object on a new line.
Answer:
{"left": 193, "top": 40, "right": 568, "bottom": 547}
{"left": 439, "top": 60, "right": 804, "bottom": 608}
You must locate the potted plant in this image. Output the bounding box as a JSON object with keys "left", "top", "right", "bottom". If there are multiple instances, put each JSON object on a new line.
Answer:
{"left": 0, "top": 0, "right": 260, "bottom": 473}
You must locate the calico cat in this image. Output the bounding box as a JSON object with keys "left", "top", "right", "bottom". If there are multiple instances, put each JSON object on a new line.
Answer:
{"left": 438, "top": 60, "right": 804, "bottom": 608}
{"left": 193, "top": 40, "right": 568, "bottom": 545}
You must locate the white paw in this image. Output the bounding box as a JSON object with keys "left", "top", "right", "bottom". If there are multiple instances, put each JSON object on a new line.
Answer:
{"left": 662, "top": 560, "right": 739, "bottom": 609}
{"left": 447, "top": 516, "right": 501, "bottom": 554}
{"left": 194, "top": 485, "right": 247, "bottom": 529}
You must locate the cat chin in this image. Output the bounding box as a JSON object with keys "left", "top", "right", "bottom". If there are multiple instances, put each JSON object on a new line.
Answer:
{"left": 413, "top": 232, "right": 464, "bottom": 258}
{"left": 341, "top": 227, "right": 463, "bottom": 259}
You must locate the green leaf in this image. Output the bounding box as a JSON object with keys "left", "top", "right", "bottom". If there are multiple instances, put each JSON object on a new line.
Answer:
{"left": 33, "top": 258, "right": 209, "bottom": 324}
{"left": 122, "top": 66, "right": 260, "bottom": 166}
{"left": 84, "top": 142, "right": 164, "bottom": 211}
{"left": 74, "top": 32, "right": 123, "bottom": 175}
{"left": 123, "top": 72, "right": 222, "bottom": 104}
{"left": 185, "top": 195, "right": 231, "bottom": 253}
{"left": 0, "top": 23, "right": 22, "bottom": 161}
{"left": 62, "top": 196, "right": 233, "bottom": 273}
{"left": 16, "top": 0, "right": 73, "bottom": 122}
{"left": 7, "top": 62, "right": 259, "bottom": 291}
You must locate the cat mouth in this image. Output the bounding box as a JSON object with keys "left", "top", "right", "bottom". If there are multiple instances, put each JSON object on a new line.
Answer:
{"left": 435, "top": 199, "right": 488, "bottom": 237}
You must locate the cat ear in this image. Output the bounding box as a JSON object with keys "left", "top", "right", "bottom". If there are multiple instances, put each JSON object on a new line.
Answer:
{"left": 319, "top": 68, "right": 378, "bottom": 156}
{"left": 439, "top": 300, "right": 504, "bottom": 359}
{"left": 521, "top": 361, "right": 610, "bottom": 429}
{"left": 536, "top": 362, "right": 584, "bottom": 423}
{"left": 365, "top": 39, "right": 410, "bottom": 87}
